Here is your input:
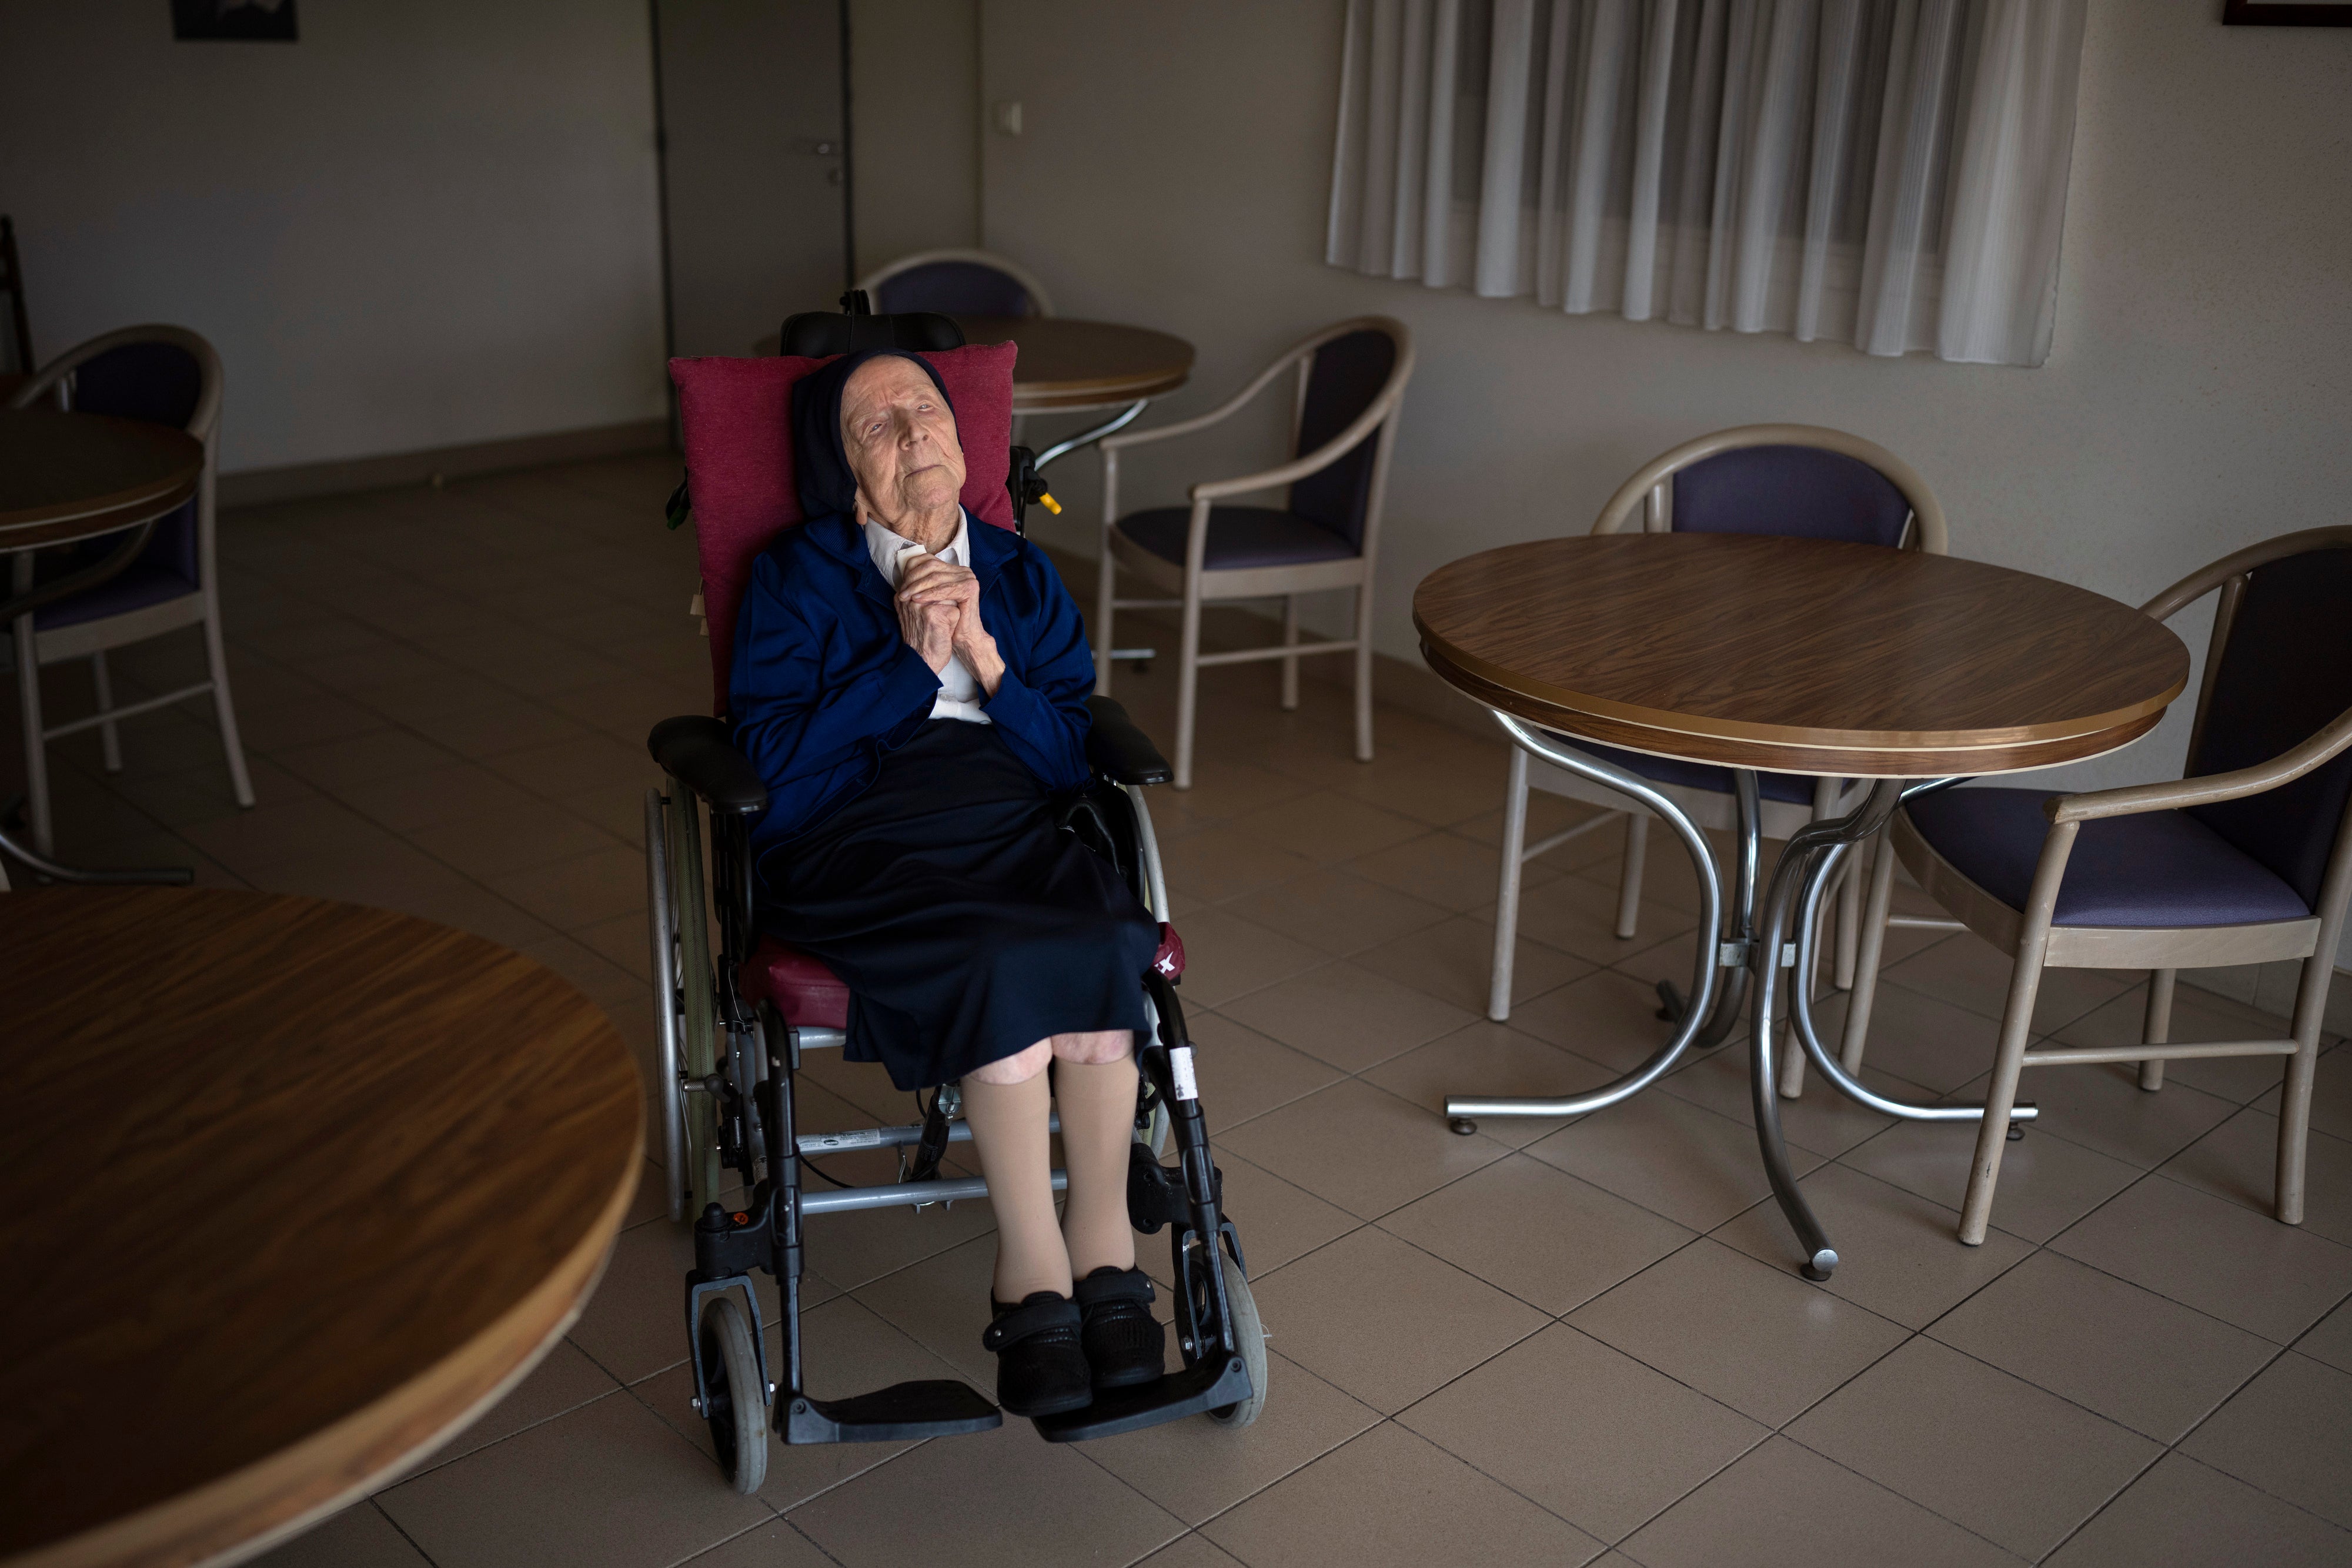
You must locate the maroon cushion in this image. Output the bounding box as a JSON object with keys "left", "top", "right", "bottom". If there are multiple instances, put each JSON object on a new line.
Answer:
{"left": 670, "top": 343, "right": 1019, "bottom": 716}
{"left": 738, "top": 936, "right": 851, "bottom": 1028}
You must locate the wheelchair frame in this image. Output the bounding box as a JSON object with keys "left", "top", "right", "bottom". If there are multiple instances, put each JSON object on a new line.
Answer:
{"left": 643, "top": 296, "right": 1264, "bottom": 1486}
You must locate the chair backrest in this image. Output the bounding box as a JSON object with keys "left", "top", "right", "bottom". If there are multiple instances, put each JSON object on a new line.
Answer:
{"left": 2184, "top": 543, "right": 2352, "bottom": 910}
{"left": 1591, "top": 424, "right": 1948, "bottom": 553}
{"left": 1288, "top": 325, "right": 1404, "bottom": 551}
{"left": 9, "top": 326, "right": 223, "bottom": 590}
{"left": 857, "top": 250, "right": 1054, "bottom": 318}
{"left": 669, "top": 342, "right": 1018, "bottom": 717}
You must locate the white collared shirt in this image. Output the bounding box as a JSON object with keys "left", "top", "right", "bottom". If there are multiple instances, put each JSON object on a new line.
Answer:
{"left": 863, "top": 509, "right": 991, "bottom": 726}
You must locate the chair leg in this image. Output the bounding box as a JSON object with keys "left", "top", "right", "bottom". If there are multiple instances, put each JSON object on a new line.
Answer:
{"left": 1958, "top": 958, "right": 2049, "bottom": 1246}
{"left": 1279, "top": 594, "right": 1299, "bottom": 712}
{"left": 1094, "top": 546, "right": 1117, "bottom": 697}
{"left": 90, "top": 651, "right": 123, "bottom": 774}
{"left": 1489, "top": 748, "right": 1530, "bottom": 1022}
{"left": 11, "top": 566, "right": 54, "bottom": 856}
{"left": 1352, "top": 582, "right": 1374, "bottom": 764}
{"left": 1839, "top": 830, "right": 1899, "bottom": 1076}
{"left": 201, "top": 604, "right": 256, "bottom": 807}
{"left": 2138, "top": 968, "right": 2175, "bottom": 1092}
{"left": 2276, "top": 952, "right": 2332, "bottom": 1225}
{"left": 1174, "top": 583, "right": 1202, "bottom": 790}
{"left": 1613, "top": 813, "right": 1648, "bottom": 940}
{"left": 1835, "top": 837, "right": 1862, "bottom": 990}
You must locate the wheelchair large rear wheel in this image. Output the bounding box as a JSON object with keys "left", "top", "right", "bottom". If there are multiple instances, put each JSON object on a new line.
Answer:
{"left": 697, "top": 1294, "right": 769, "bottom": 1495}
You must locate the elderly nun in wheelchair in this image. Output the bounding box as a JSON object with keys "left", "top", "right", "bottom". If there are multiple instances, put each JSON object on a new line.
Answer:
{"left": 727, "top": 347, "right": 1161, "bottom": 1419}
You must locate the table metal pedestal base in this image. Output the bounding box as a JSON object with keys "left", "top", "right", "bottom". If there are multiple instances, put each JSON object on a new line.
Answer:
{"left": 1446, "top": 714, "right": 2034, "bottom": 1281}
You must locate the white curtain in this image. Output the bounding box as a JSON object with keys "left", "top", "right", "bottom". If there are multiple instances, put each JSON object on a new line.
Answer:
{"left": 1325, "top": 0, "right": 2087, "bottom": 366}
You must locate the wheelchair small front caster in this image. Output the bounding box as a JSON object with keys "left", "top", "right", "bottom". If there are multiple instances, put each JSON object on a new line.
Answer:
{"left": 1446, "top": 1116, "right": 1478, "bottom": 1136}
{"left": 2006, "top": 1120, "right": 2026, "bottom": 1142}
{"left": 697, "top": 1295, "right": 769, "bottom": 1495}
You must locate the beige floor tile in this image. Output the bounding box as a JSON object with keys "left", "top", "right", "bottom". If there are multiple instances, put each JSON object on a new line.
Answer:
{"left": 1081, "top": 1350, "right": 1381, "bottom": 1525}
{"left": 1399, "top": 1322, "right": 1764, "bottom": 1540}
{"left": 377, "top": 1392, "right": 770, "bottom": 1568}
{"left": 1201, "top": 1422, "right": 1605, "bottom": 1568}
{"left": 1131, "top": 1535, "right": 1247, "bottom": 1568}
{"left": 1354, "top": 912, "right": 1594, "bottom": 1014}
{"left": 801, "top": 1172, "right": 1003, "bottom": 1298}
{"left": 425, "top": 1338, "right": 623, "bottom": 1472}
{"left": 2179, "top": 1352, "right": 2352, "bottom": 1531}
{"left": 1619, "top": 1436, "right": 2022, "bottom": 1568}
{"left": 1221, "top": 1078, "right": 1511, "bottom": 1221}
{"left": 1808, "top": 980, "right": 2008, "bottom": 1094}
{"left": 1319, "top": 749, "right": 1514, "bottom": 828}
{"left": 178, "top": 791, "right": 403, "bottom": 875}
{"left": 2050, "top": 1174, "right": 2352, "bottom": 1342}
{"left": 1160, "top": 908, "right": 1327, "bottom": 1008}
{"left": 1362, "top": 1019, "right": 1618, "bottom": 1148}
{"left": 637, "top": 1296, "right": 963, "bottom": 1512}
{"left": 1184, "top": 1011, "right": 1347, "bottom": 1134}
{"left": 1158, "top": 825, "right": 1319, "bottom": 904}
{"left": 1508, "top": 967, "right": 1688, "bottom": 1074}
{"left": 1712, "top": 1162, "right": 2032, "bottom": 1329}
{"left": 1569, "top": 1238, "right": 1910, "bottom": 1427}
{"left": 484, "top": 842, "right": 647, "bottom": 932}
{"left": 1883, "top": 937, "right": 2136, "bottom": 1034}
{"left": 2297, "top": 1293, "right": 2352, "bottom": 1375}
{"left": 1787, "top": 1336, "right": 2159, "bottom": 1560}
{"left": 1659, "top": 1044, "right": 1903, "bottom": 1160}
{"left": 2044, "top": 1450, "right": 2352, "bottom": 1568}
{"left": 1160, "top": 1151, "right": 1358, "bottom": 1284}
{"left": 1378, "top": 1154, "right": 1693, "bottom": 1315}
{"left": 1230, "top": 790, "right": 1428, "bottom": 865}
{"left": 1945, "top": 1060, "right": 2239, "bottom": 1173}
{"left": 1343, "top": 828, "right": 1545, "bottom": 914}
{"left": 787, "top": 1413, "right": 1184, "bottom": 1568}
{"left": 406, "top": 798, "right": 619, "bottom": 878}
{"left": 2256, "top": 1039, "right": 2352, "bottom": 1135}
{"left": 1838, "top": 1114, "right": 2141, "bottom": 1244}
{"left": 329, "top": 762, "right": 547, "bottom": 833}
{"left": 1511, "top": 870, "right": 1699, "bottom": 967}
{"left": 2058, "top": 983, "right": 2306, "bottom": 1105}
{"left": 483, "top": 731, "right": 650, "bottom": 801}
{"left": 233, "top": 690, "right": 395, "bottom": 753}
{"left": 1217, "top": 960, "right": 1475, "bottom": 1073}
{"left": 575, "top": 908, "right": 653, "bottom": 983}
{"left": 1248, "top": 1226, "right": 1547, "bottom": 1414}
{"left": 399, "top": 696, "right": 598, "bottom": 759}
{"left": 1146, "top": 757, "right": 1319, "bottom": 825}
{"left": 679, "top": 1521, "right": 837, "bottom": 1568}
{"left": 249, "top": 1502, "right": 432, "bottom": 1568}
{"left": 849, "top": 1233, "right": 1005, "bottom": 1387}
{"left": 1452, "top": 793, "right": 1625, "bottom": 868}
{"left": 1526, "top": 1091, "right": 1826, "bottom": 1234}
{"left": 2158, "top": 1107, "right": 2352, "bottom": 1245}
{"left": 1217, "top": 867, "right": 1452, "bottom": 957}
{"left": 1927, "top": 1250, "right": 2273, "bottom": 1442}
{"left": 99, "top": 754, "right": 312, "bottom": 829}
{"left": 274, "top": 726, "right": 467, "bottom": 791}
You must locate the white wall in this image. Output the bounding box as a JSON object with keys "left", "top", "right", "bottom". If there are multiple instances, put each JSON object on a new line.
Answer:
{"left": 849, "top": 0, "right": 981, "bottom": 279}
{"left": 978, "top": 0, "right": 2352, "bottom": 810}
{"left": 1, "top": 1, "right": 668, "bottom": 476}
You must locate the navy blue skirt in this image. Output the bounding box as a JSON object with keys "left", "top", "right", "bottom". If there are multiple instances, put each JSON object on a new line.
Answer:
{"left": 757, "top": 720, "right": 1157, "bottom": 1091}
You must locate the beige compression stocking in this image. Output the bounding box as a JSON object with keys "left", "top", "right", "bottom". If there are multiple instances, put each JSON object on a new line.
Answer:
{"left": 959, "top": 1068, "right": 1070, "bottom": 1302}
{"left": 1055, "top": 1051, "right": 1141, "bottom": 1278}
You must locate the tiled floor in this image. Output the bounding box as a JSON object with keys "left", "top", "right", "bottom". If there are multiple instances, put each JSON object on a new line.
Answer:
{"left": 11, "top": 453, "right": 2352, "bottom": 1567}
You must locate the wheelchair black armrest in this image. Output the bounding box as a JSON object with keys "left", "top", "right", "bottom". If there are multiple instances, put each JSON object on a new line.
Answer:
{"left": 1085, "top": 696, "right": 1174, "bottom": 787}
{"left": 649, "top": 716, "right": 769, "bottom": 816}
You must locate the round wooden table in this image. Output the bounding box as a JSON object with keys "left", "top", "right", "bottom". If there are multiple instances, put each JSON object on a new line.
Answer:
{"left": 1415, "top": 534, "right": 2189, "bottom": 1278}
{"left": 1, "top": 409, "right": 208, "bottom": 886}
{"left": 0, "top": 889, "right": 643, "bottom": 1568}
{"left": 948, "top": 315, "right": 1194, "bottom": 467}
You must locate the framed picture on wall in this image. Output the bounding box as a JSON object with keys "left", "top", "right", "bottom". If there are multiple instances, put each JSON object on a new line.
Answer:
{"left": 2224, "top": 1, "right": 2352, "bottom": 23}
{"left": 172, "top": 1, "right": 299, "bottom": 41}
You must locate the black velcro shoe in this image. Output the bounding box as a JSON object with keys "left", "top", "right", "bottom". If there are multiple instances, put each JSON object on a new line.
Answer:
{"left": 981, "top": 1292, "right": 1092, "bottom": 1417}
{"left": 1074, "top": 1266, "right": 1165, "bottom": 1389}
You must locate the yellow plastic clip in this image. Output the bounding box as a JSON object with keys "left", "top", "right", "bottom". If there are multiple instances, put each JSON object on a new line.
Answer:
{"left": 1037, "top": 492, "right": 1063, "bottom": 516}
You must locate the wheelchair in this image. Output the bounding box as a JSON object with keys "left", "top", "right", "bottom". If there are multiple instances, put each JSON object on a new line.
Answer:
{"left": 643, "top": 296, "right": 1266, "bottom": 1493}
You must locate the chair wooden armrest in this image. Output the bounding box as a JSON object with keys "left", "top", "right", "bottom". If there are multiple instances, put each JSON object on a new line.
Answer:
{"left": 2048, "top": 704, "right": 2352, "bottom": 824}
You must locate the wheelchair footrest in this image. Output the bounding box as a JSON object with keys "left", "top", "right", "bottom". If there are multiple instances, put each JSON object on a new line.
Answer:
{"left": 780, "top": 1379, "right": 1002, "bottom": 1445}
{"left": 1030, "top": 1353, "right": 1254, "bottom": 1443}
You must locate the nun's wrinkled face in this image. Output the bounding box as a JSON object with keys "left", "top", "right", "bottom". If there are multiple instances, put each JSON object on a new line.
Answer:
{"left": 840, "top": 356, "right": 966, "bottom": 527}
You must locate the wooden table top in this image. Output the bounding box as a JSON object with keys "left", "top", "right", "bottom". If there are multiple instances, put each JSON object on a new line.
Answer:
{"left": 0, "top": 890, "right": 643, "bottom": 1568}
{"left": 0, "top": 409, "right": 204, "bottom": 552}
{"left": 950, "top": 315, "right": 1194, "bottom": 412}
{"left": 1414, "top": 534, "right": 2190, "bottom": 776}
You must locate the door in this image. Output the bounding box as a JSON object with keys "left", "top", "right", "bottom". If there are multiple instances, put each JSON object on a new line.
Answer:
{"left": 655, "top": 0, "right": 849, "bottom": 358}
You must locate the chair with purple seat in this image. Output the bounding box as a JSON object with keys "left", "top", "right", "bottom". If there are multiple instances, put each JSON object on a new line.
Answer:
{"left": 1092, "top": 316, "right": 1414, "bottom": 789}
{"left": 1847, "top": 527, "right": 2352, "bottom": 1245}
{"left": 854, "top": 249, "right": 1054, "bottom": 318}
{"left": 5, "top": 325, "right": 255, "bottom": 854}
{"left": 1485, "top": 424, "right": 1950, "bottom": 1023}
